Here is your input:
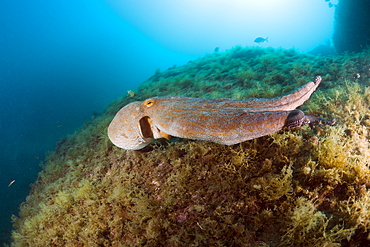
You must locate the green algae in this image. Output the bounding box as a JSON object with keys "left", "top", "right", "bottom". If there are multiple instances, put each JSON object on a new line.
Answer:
{"left": 10, "top": 47, "right": 370, "bottom": 246}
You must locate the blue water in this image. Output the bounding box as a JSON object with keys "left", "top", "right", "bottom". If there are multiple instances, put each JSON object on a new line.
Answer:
{"left": 0, "top": 0, "right": 335, "bottom": 244}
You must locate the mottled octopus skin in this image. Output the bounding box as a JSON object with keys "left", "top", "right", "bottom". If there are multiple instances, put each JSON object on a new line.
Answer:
{"left": 108, "top": 76, "right": 334, "bottom": 150}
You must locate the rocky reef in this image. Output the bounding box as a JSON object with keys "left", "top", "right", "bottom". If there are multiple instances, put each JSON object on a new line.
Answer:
{"left": 333, "top": 0, "right": 370, "bottom": 53}
{"left": 11, "top": 47, "right": 370, "bottom": 246}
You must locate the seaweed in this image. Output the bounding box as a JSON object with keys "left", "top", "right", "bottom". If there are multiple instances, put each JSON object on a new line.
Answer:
{"left": 10, "top": 46, "right": 370, "bottom": 246}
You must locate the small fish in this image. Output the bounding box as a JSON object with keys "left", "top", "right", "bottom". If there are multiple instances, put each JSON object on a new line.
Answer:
{"left": 254, "top": 37, "right": 268, "bottom": 44}
{"left": 8, "top": 180, "right": 15, "bottom": 187}
{"left": 127, "top": 90, "right": 135, "bottom": 97}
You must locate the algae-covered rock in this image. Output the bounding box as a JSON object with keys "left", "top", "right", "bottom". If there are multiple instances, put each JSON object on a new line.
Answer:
{"left": 11, "top": 47, "right": 370, "bottom": 246}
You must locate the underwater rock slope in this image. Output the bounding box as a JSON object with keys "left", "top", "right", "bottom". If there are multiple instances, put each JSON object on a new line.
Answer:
{"left": 11, "top": 47, "right": 370, "bottom": 246}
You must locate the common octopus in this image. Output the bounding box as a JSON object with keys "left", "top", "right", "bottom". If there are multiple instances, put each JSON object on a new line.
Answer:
{"left": 108, "top": 76, "right": 335, "bottom": 150}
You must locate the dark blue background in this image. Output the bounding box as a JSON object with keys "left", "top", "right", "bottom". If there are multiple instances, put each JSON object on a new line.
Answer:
{"left": 0, "top": 0, "right": 195, "bottom": 243}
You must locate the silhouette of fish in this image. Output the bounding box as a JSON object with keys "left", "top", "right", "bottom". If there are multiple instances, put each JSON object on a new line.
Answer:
{"left": 254, "top": 37, "right": 268, "bottom": 44}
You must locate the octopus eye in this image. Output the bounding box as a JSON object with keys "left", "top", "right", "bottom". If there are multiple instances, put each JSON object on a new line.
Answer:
{"left": 144, "top": 99, "right": 155, "bottom": 107}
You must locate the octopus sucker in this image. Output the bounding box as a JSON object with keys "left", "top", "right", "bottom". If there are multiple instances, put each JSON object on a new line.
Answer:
{"left": 284, "top": 110, "right": 308, "bottom": 129}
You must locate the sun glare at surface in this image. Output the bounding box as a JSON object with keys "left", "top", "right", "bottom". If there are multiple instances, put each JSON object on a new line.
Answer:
{"left": 107, "top": 0, "right": 334, "bottom": 55}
